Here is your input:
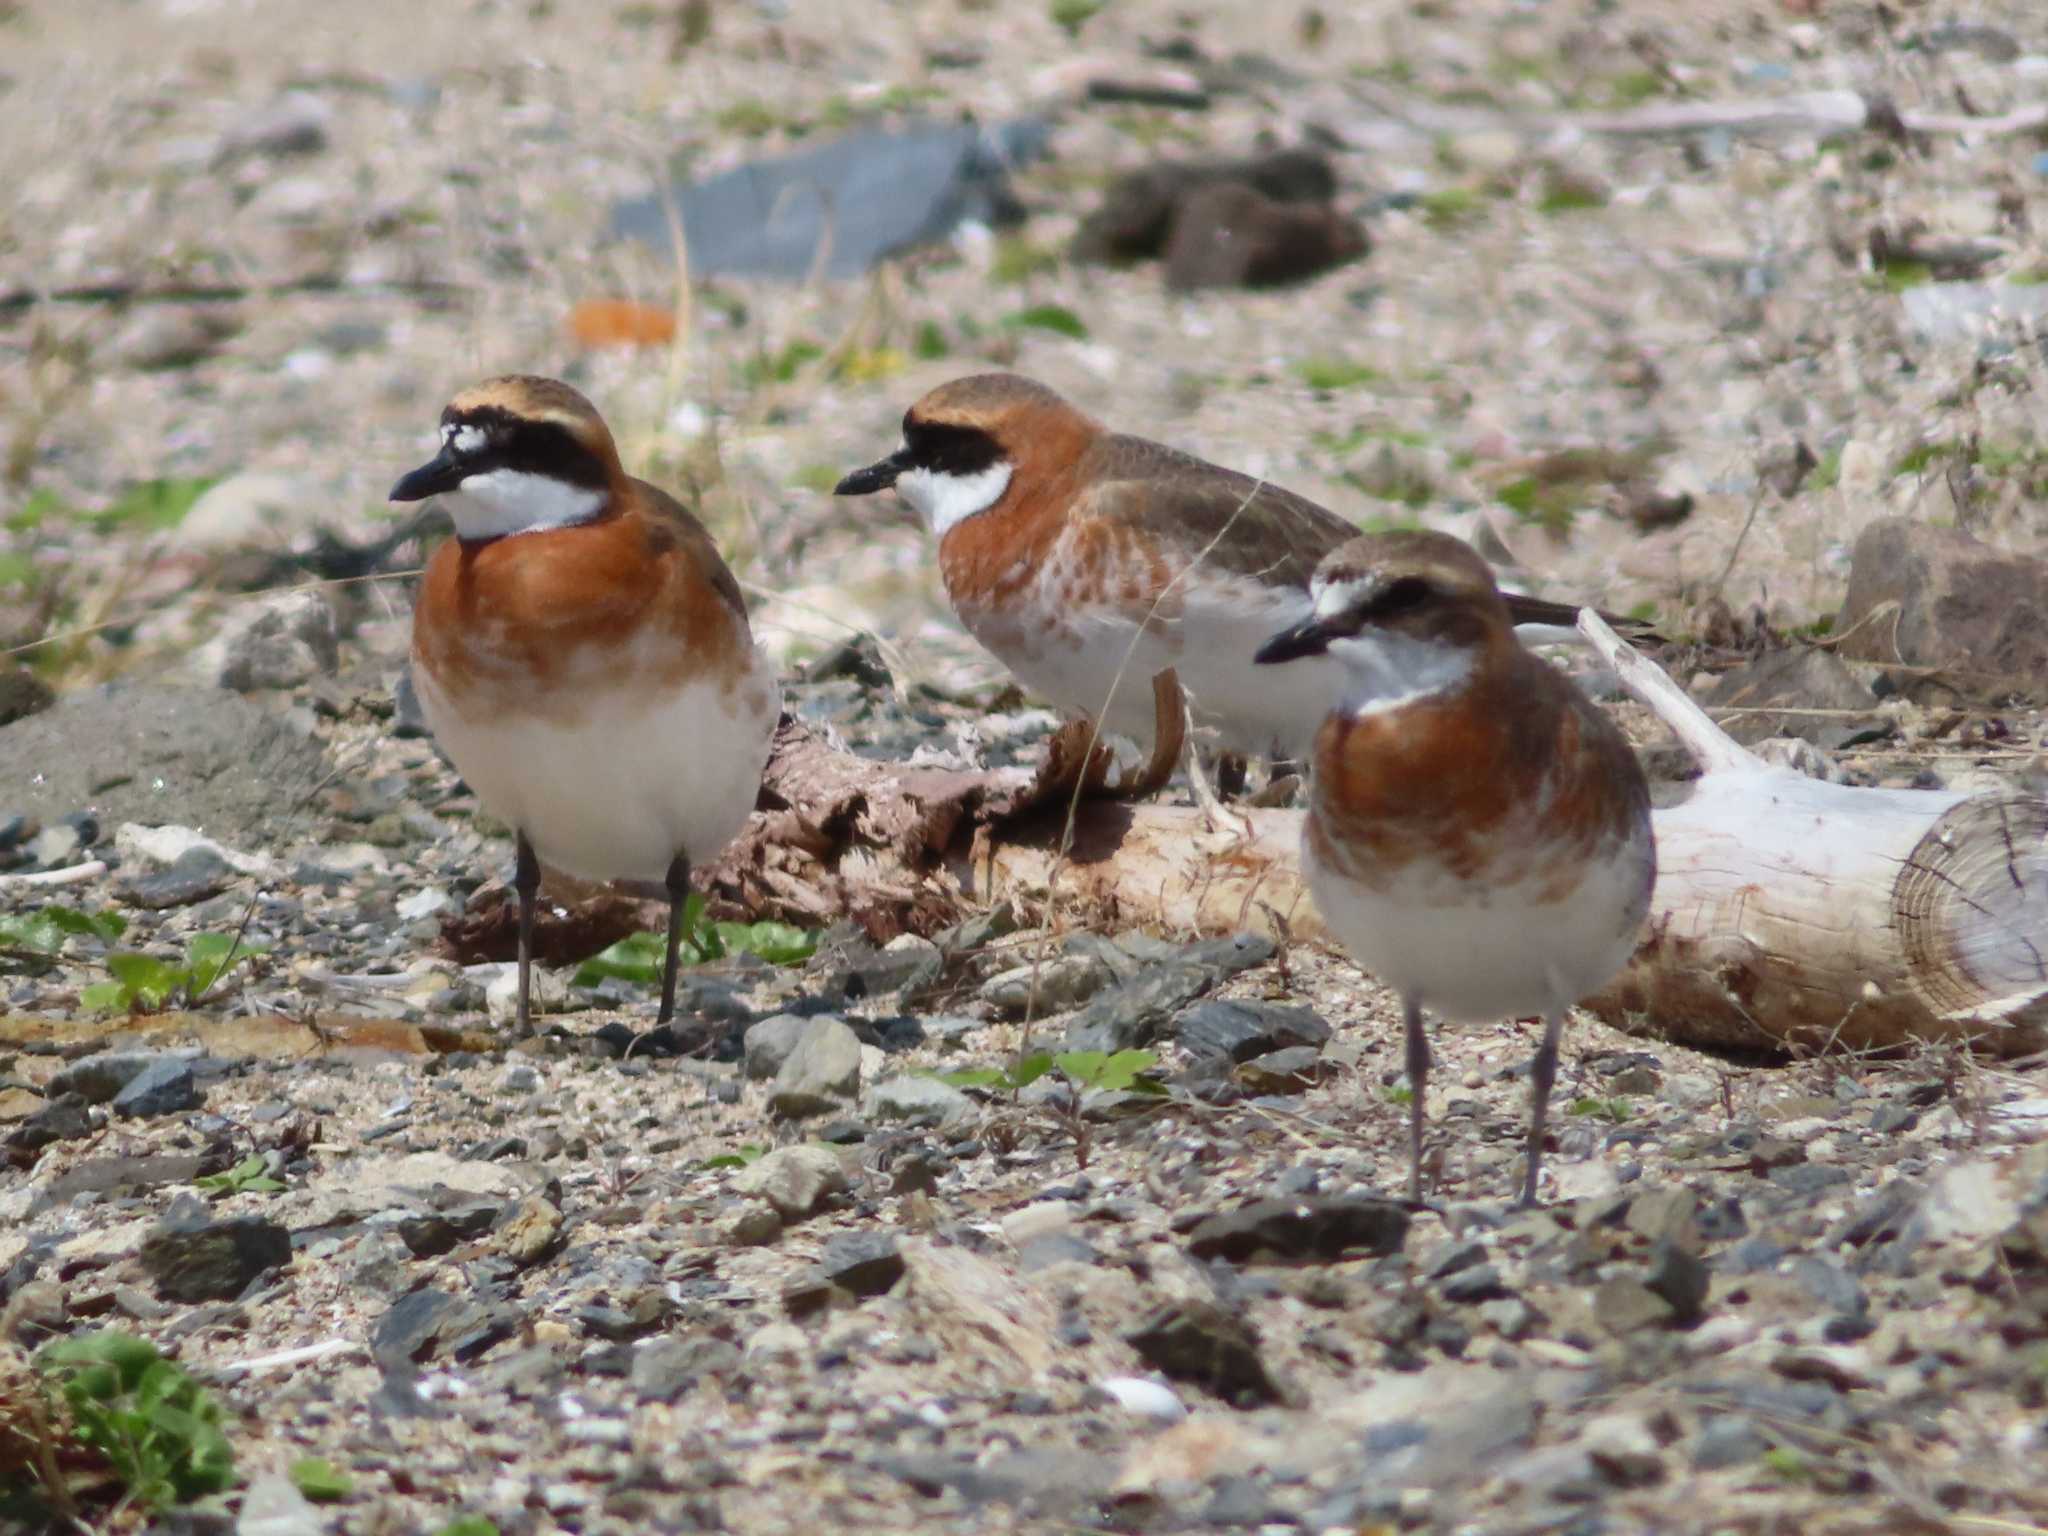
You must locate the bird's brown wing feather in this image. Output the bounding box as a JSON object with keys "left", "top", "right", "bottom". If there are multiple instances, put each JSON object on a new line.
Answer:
{"left": 1073, "top": 433, "right": 1653, "bottom": 635}
{"left": 631, "top": 477, "right": 750, "bottom": 622}
{"left": 1071, "top": 434, "right": 1356, "bottom": 592}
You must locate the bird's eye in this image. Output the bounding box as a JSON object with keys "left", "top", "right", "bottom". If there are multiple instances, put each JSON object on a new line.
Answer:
{"left": 1362, "top": 576, "right": 1432, "bottom": 619}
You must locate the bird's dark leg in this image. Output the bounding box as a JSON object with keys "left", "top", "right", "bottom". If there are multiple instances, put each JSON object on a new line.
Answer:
{"left": 513, "top": 832, "right": 540, "bottom": 1036}
{"left": 658, "top": 851, "right": 692, "bottom": 1025}
{"left": 1404, "top": 994, "right": 1429, "bottom": 1203}
{"left": 1519, "top": 1010, "right": 1564, "bottom": 1208}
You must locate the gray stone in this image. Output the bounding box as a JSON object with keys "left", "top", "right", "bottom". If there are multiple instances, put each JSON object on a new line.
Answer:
{"left": 629, "top": 1335, "right": 739, "bottom": 1403}
{"left": 215, "top": 94, "right": 331, "bottom": 161}
{"left": 1440, "top": 1263, "right": 1509, "bottom": 1305}
{"left": 216, "top": 592, "right": 339, "bottom": 692}
{"left": 864, "top": 1074, "right": 974, "bottom": 1128}
{"left": 820, "top": 1231, "right": 906, "bottom": 1296}
{"left": 371, "top": 1286, "right": 518, "bottom": 1366}
{"left": 720, "top": 1200, "right": 783, "bottom": 1246}
{"left": 121, "top": 847, "right": 234, "bottom": 909}
{"left": 49, "top": 1051, "right": 162, "bottom": 1104}
{"left": 113, "top": 1058, "right": 201, "bottom": 1118}
{"left": 0, "top": 684, "right": 328, "bottom": 851}
{"left": 1186, "top": 1197, "right": 1409, "bottom": 1265}
{"left": 140, "top": 1214, "right": 290, "bottom": 1302}
{"left": 1064, "top": 935, "right": 1275, "bottom": 1054}
{"left": 1838, "top": 519, "right": 2048, "bottom": 699}
{"left": 1700, "top": 645, "right": 1884, "bottom": 748}
{"left": 769, "top": 1017, "right": 863, "bottom": 1118}
{"left": 612, "top": 119, "right": 1051, "bottom": 283}
{"left": 979, "top": 951, "right": 1119, "bottom": 1015}
{"left": 1174, "top": 999, "right": 1331, "bottom": 1062}
{"left": 1126, "top": 1299, "right": 1282, "bottom": 1406}
{"left": 729, "top": 1144, "right": 848, "bottom": 1220}
{"left": 742, "top": 1013, "right": 810, "bottom": 1080}
{"left": 1690, "top": 1415, "right": 1769, "bottom": 1470}
{"left": 1594, "top": 1277, "right": 1676, "bottom": 1335}
{"left": 236, "top": 1472, "right": 323, "bottom": 1536}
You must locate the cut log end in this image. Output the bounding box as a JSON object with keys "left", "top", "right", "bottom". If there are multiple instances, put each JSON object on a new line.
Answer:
{"left": 1896, "top": 792, "right": 2048, "bottom": 1030}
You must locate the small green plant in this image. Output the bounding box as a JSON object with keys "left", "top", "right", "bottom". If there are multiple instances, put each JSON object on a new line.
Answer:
{"left": 1418, "top": 186, "right": 1484, "bottom": 229}
{"left": 1761, "top": 1446, "right": 1808, "bottom": 1482}
{"left": 1874, "top": 257, "right": 1933, "bottom": 293}
{"left": 573, "top": 896, "right": 816, "bottom": 988}
{"left": 991, "top": 236, "right": 1061, "bottom": 285}
{"left": 193, "top": 1154, "right": 285, "bottom": 1197}
{"left": 700, "top": 1144, "right": 768, "bottom": 1170}
{"left": 832, "top": 346, "right": 906, "bottom": 384}
{"left": 81, "top": 933, "right": 264, "bottom": 1015}
{"left": 1383, "top": 1083, "right": 1415, "bottom": 1106}
{"left": 436, "top": 1519, "right": 501, "bottom": 1536}
{"left": 1049, "top": 0, "right": 1104, "bottom": 36}
{"left": 1058, "top": 1049, "right": 1167, "bottom": 1094}
{"left": 1568, "top": 1096, "right": 1632, "bottom": 1123}
{"left": 34, "top": 1331, "right": 235, "bottom": 1511}
{"left": 740, "top": 338, "right": 825, "bottom": 387}
{"left": 791, "top": 464, "right": 843, "bottom": 494}
{"left": 935, "top": 1048, "right": 1164, "bottom": 1096}
{"left": 1497, "top": 476, "right": 1578, "bottom": 537}
{"left": 913, "top": 320, "right": 951, "bottom": 360}
{"left": 0, "top": 904, "right": 125, "bottom": 958}
{"left": 714, "top": 98, "right": 782, "bottom": 137}
{"left": 1293, "top": 357, "right": 1384, "bottom": 393}
{"left": 290, "top": 1457, "right": 352, "bottom": 1502}
{"left": 1802, "top": 447, "right": 1843, "bottom": 494}
{"left": 1002, "top": 304, "right": 1089, "bottom": 340}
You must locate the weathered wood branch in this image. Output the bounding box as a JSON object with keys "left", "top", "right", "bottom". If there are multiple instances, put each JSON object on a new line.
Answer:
{"left": 1573, "top": 611, "right": 2048, "bottom": 1055}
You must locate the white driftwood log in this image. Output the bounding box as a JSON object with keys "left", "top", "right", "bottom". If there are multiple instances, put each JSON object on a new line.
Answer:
{"left": 958, "top": 628, "right": 2048, "bottom": 1056}
{"left": 1573, "top": 612, "right": 2048, "bottom": 1055}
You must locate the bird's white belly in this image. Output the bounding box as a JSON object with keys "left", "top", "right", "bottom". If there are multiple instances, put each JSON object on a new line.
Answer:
{"left": 970, "top": 578, "right": 1337, "bottom": 759}
{"left": 1305, "top": 828, "right": 1651, "bottom": 1023}
{"left": 416, "top": 653, "right": 778, "bottom": 884}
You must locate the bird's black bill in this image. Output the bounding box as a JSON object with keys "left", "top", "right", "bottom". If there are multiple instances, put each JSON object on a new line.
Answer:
{"left": 1254, "top": 617, "right": 1338, "bottom": 666}
{"left": 833, "top": 449, "right": 911, "bottom": 497}
{"left": 389, "top": 447, "right": 465, "bottom": 503}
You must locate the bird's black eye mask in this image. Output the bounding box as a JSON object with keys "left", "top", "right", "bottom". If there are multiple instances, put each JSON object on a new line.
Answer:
{"left": 833, "top": 417, "right": 1004, "bottom": 496}
{"left": 391, "top": 409, "right": 607, "bottom": 503}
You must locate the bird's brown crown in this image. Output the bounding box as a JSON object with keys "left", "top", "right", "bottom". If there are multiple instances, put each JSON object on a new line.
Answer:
{"left": 902, "top": 372, "right": 1097, "bottom": 444}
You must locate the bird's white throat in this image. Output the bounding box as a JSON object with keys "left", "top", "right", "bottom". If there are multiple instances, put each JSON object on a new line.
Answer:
{"left": 896, "top": 461, "right": 1013, "bottom": 538}
{"left": 442, "top": 469, "right": 606, "bottom": 542}
{"left": 1328, "top": 631, "right": 1474, "bottom": 718}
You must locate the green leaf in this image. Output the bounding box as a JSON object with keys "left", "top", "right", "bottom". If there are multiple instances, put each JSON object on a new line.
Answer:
{"left": 1053, "top": 1050, "right": 1108, "bottom": 1084}
{"left": 1002, "top": 304, "right": 1089, "bottom": 340}
{"left": 85, "top": 476, "right": 217, "bottom": 533}
{"left": 709, "top": 920, "right": 817, "bottom": 965}
{"left": 104, "top": 952, "right": 186, "bottom": 1010}
{"left": 1293, "top": 356, "right": 1384, "bottom": 392}
{"left": 700, "top": 1144, "right": 767, "bottom": 1170}
{"left": 913, "top": 320, "right": 950, "bottom": 360}
{"left": 185, "top": 932, "right": 263, "bottom": 998}
{"left": 36, "top": 1330, "right": 235, "bottom": 1507}
{"left": 194, "top": 1154, "right": 284, "bottom": 1195}
{"left": 47, "top": 905, "right": 128, "bottom": 943}
{"left": 291, "top": 1457, "right": 353, "bottom": 1502}
{"left": 1006, "top": 1052, "right": 1055, "bottom": 1089}
{"left": 80, "top": 980, "right": 131, "bottom": 1012}
{"left": 932, "top": 1066, "right": 1009, "bottom": 1089}
{"left": 1056, "top": 1047, "right": 1162, "bottom": 1092}
{"left": 436, "top": 1519, "right": 500, "bottom": 1536}
{"left": 573, "top": 931, "right": 669, "bottom": 987}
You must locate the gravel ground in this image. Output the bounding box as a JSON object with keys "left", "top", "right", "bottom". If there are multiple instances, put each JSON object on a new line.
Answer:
{"left": 4, "top": 1, "right": 2048, "bottom": 1532}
